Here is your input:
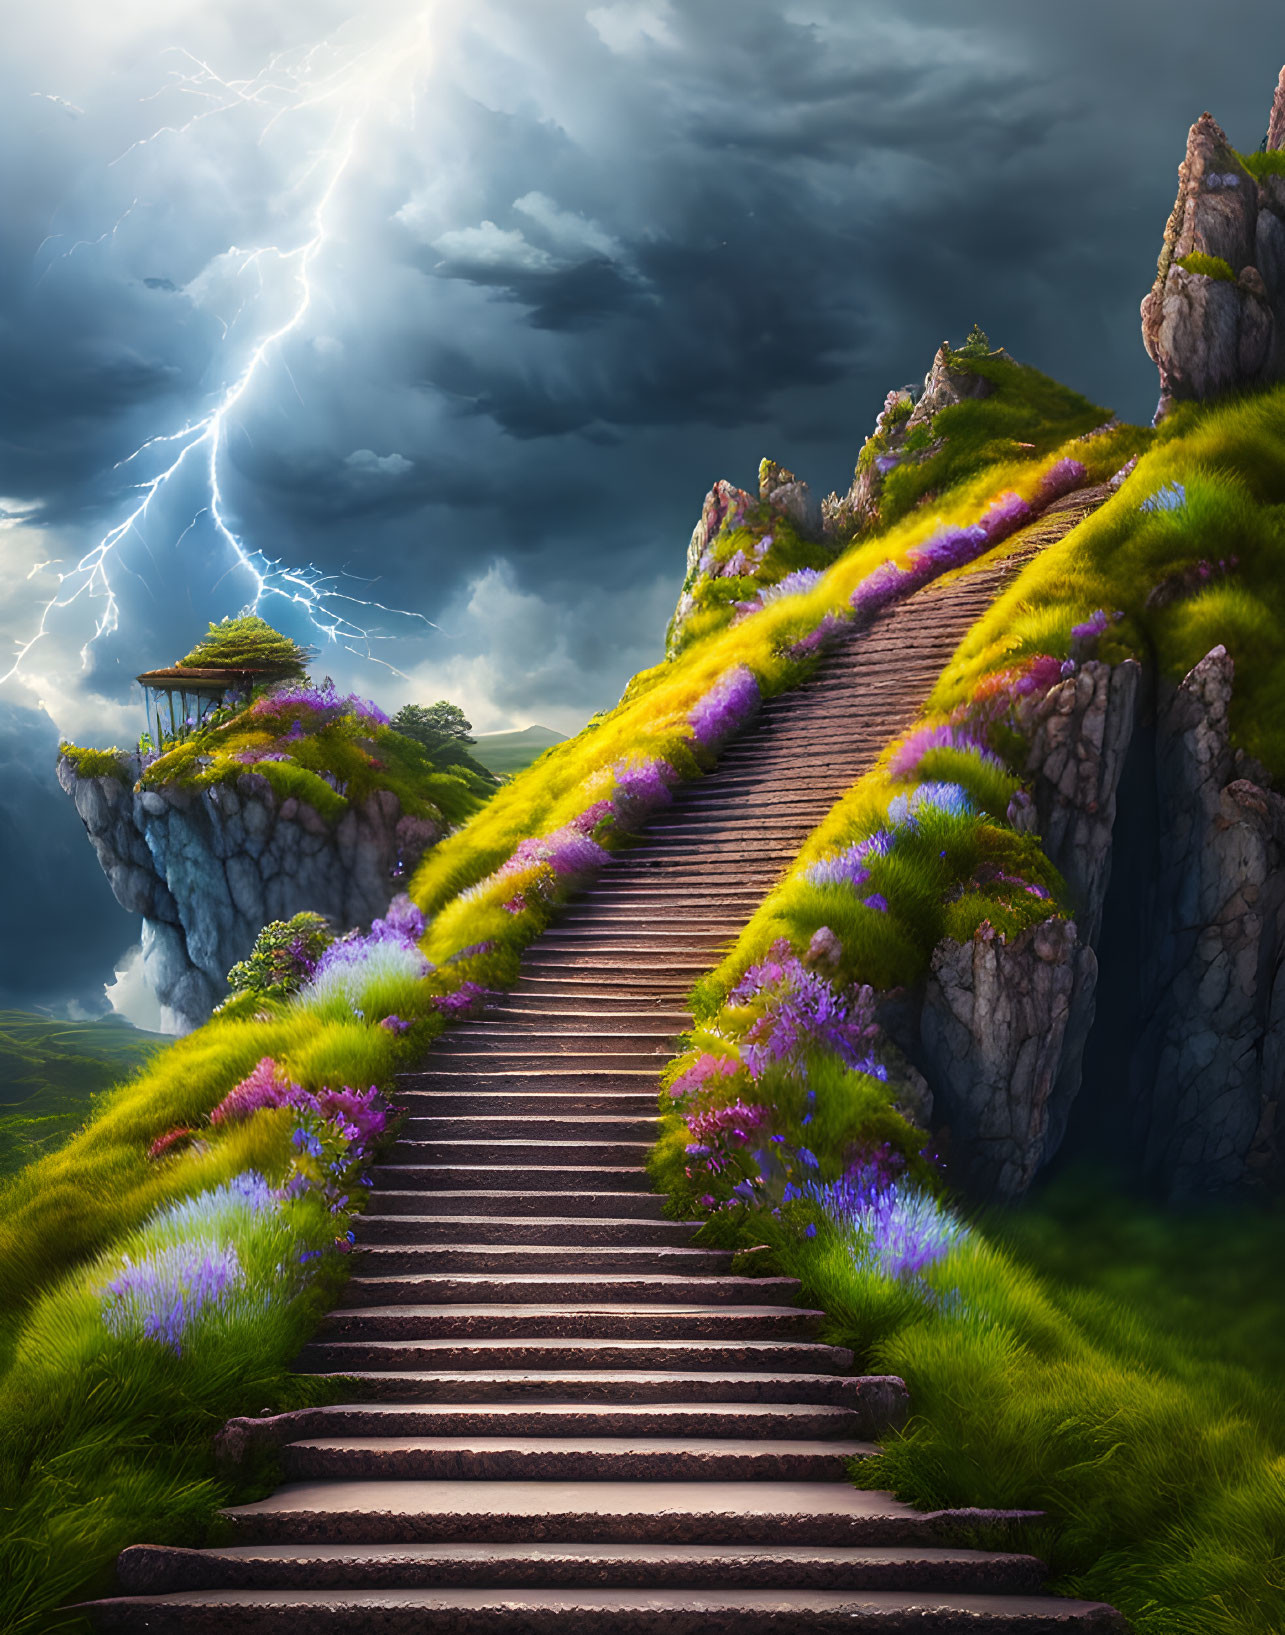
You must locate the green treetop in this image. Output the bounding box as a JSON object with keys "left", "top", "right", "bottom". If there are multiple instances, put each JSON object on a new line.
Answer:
{"left": 177, "top": 614, "right": 313, "bottom": 676}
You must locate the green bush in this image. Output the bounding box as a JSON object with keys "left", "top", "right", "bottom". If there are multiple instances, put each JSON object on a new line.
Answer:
{"left": 1176, "top": 252, "right": 1236, "bottom": 283}
{"left": 177, "top": 614, "right": 311, "bottom": 675}
{"left": 58, "top": 744, "right": 131, "bottom": 784}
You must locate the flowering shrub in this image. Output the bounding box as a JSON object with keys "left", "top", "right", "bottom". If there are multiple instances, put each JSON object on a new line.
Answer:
{"left": 224, "top": 912, "right": 334, "bottom": 1003}
{"left": 728, "top": 943, "right": 883, "bottom": 1079}
{"left": 248, "top": 678, "right": 390, "bottom": 728}
{"left": 102, "top": 1241, "right": 246, "bottom": 1353}
{"left": 805, "top": 1159, "right": 971, "bottom": 1282}
{"left": 689, "top": 665, "right": 761, "bottom": 750}
{"left": 302, "top": 893, "right": 433, "bottom": 1016}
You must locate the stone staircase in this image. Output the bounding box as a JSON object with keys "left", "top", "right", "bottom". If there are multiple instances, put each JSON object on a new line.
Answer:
{"left": 84, "top": 522, "right": 1127, "bottom": 1630}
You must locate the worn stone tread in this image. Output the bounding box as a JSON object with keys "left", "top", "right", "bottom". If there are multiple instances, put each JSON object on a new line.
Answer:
{"left": 113, "top": 1540, "right": 1049, "bottom": 1594}
{"left": 83, "top": 1586, "right": 1126, "bottom": 1633}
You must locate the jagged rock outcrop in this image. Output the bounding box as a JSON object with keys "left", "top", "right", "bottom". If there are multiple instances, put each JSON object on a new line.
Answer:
{"left": 921, "top": 918, "right": 1095, "bottom": 1200}
{"left": 758, "top": 459, "right": 822, "bottom": 538}
{"left": 58, "top": 757, "right": 438, "bottom": 1032}
{"left": 1141, "top": 68, "right": 1285, "bottom": 419}
{"left": 928, "top": 645, "right": 1284, "bottom": 1202}
{"left": 1015, "top": 659, "right": 1143, "bottom": 948}
{"left": 1128, "top": 649, "right": 1285, "bottom": 1196}
{"left": 822, "top": 346, "right": 1000, "bottom": 538}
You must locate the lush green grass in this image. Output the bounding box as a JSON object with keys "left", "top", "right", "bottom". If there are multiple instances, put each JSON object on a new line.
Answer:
{"left": 932, "top": 386, "right": 1285, "bottom": 778}
{"left": 0, "top": 1012, "right": 167, "bottom": 1182}
{"left": 873, "top": 353, "right": 1114, "bottom": 532}
{"left": 655, "top": 384, "right": 1285, "bottom": 1631}
{"left": 469, "top": 725, "right": 568, "bottom": 779}
{"left": 138, "top": 695, "right": 492, "bottom": 823}
{"left": 1176, "top": 252, "right": 1236, "bottom": 283}
{"left": 742, "top": 1184, "right": 1285, "bottom": 1633}
{"left": 1238, "top": 149, "right": 1285, "bottom": 180}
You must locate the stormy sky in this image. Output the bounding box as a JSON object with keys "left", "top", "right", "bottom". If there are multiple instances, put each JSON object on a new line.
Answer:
{"left": 1, "top": 0, "right": 1282, "bottom": 1015}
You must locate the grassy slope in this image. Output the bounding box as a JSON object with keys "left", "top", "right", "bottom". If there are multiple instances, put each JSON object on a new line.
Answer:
{"left": 8, "top": 365, "right": 1283, "bottom": 1631}
{"left": 653, "top": 386, "right": 1285, "bottom": 1632}
{"left": 0, "top": 1012, "right": 167, "bottom": 1182}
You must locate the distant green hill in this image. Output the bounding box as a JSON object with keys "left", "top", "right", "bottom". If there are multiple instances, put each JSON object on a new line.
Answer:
{"left": 0, "top": 1010, "right": 167, "bottom": 1180}
{"left": 469, "top": 724, "right": 568, "bottom": 779}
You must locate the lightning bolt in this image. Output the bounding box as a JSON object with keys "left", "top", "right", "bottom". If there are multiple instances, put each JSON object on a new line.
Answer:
{"left": 5, "top": 10, "right": 440, "bottom": 688}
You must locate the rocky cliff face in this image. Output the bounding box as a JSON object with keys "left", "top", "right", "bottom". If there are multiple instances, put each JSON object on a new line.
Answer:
{"left": 58, "top": 757, "right": 438, "bottom": 1032}
{"left": 1141, "top": 67, "right": 1285, "bottom": 419}
{"left": 912, "top": 649, "right": 1284, "bottom": 1203}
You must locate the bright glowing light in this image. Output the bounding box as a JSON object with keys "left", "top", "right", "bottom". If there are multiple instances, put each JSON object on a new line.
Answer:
{"left": 5, "top": 10, "right": 440, "bottom": 687}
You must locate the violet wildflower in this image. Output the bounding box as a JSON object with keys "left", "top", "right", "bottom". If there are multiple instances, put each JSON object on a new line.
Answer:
{"left": 689, "top": 666, "right": 761, "bottom": 751}
{"left": 862, "top": 893, "right": 890, "bottom": 913}
{"left": 888, "top": 723, "right": 1005, "bottom": 780}
{"left": 805, "top": 1163, "right": 970, "bottom": 1281}
{"left": 369, "top": 893, "right": 426, "bottom": 944}
{"left": 211, "top": 1059, "right": 319, "bottom": 1126}
{"left": 433, "top": 980, "right": 496, "bottom": 1017}
{"left": 379, "top": 1014, "right": 412, "bottom": 1033}
{"left": 1071, "top": 609, "right": 1110, "bottom": 642}
{"left": 102, "top": 1241, "right": 245, "bottom": 1353}
{"left": 1034, "top": 458, "right": 1087, "bottom": 506}
{"left": 756, "top": 568, "right": 824, "bottom": 607}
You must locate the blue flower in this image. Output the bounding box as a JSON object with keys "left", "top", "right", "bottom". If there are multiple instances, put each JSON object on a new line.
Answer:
{"left": 796, "top": 1147, "right": 819, "bottom": 1169}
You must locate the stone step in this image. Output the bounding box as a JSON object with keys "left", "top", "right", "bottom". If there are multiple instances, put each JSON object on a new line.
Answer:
{"left": 317, "top": 1303, "right": 825, "bottom": 1343}
{"left": 370, "top": 1166, "right": 656, "bottom": 1195}
{"left": 354, "top": 1216, "right": 702, "bottom": 1247}
{"left": 398, "top": 1116, "right": 660, "bottom": 1141}
{"left": 304, "top": 1370, "right": 909, "bottom": 1418}
{"left": 297, "top": 1338, "right": 854, "bottom": 1375}
{"left": 365, "top": 1190, "right": 667, "bottom": 1219}
{"left": 225, "top": 1400, "right": 872, "bottom": 1446}
{"left": 352, "top": 1246, "right": 732, "bottom": 1277}
{"left": 386, "top": 1141, "right": 654, "bottom": 1166}
{"left": 339, "top": 1274, "right": 799, "bottom": 1308}
{"left": 113, "top": 1539, "right": 1048, "bottom": 1595}
{"left": 477, "top": 1010, "right": 689, "bottom": 1031}
{"left": 394, "top": 1089, "right": 661, "bottom": 1114}
{"left": 81, "top": 1585, "right": 1126, "bottom": 1632}
{"left": 424, "top": 1054, "right": 669, "bottom": 1073}
{"left": 279, "top": 1434, "right": 877, "bottom": 1484}
{"left": 398, "top": 1072, "right": 661, "bottom": 1093}
{"left": 437, "top": 1030, "right": 681, "bottom": 1052}
{"left": 533, "top": 926, "right": 744, "bottom": 940}
{"left": 215, "top": 1478, "right": 1029, "bottom": 1547}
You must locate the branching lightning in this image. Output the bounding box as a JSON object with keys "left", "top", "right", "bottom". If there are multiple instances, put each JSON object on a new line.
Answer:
{"left": 5, "top": 10, "right": 440, "bottom": 688}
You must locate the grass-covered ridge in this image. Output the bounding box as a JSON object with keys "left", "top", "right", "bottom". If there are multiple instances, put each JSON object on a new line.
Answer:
{"left": 653, "top": 386, "right": 1285, "bottom": 1632}
{"left": 130, "top": 678, "right": 493, "bottom": 824}
{"left": 0, "top": 1011, "right": 166, "bottom": 1182}
{"left": 853, "top": 350, "right": 1114, "bottom": 538}
{"left": 2, "top": 402, "right": 1121, "bottom": 1626}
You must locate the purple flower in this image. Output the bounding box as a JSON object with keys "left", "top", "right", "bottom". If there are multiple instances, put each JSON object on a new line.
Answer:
{"left": 689, "top": 666, "right": 761, "bottom": 751}
{"left": 102, "top": 1241, "right": 245, "bottom": 1354}
{"left": 612, "top": 757, "right": 678, "bottom": 826}
{"left": 851, "top": 559, "right": 912, "bottom": 617}
{"left": 1034, "top": 458, "right": 1087, "bottom": 506}
{"left": 756, "top": 568, "right": 824, "bottom": 606}
{"left": 667, "top": 1051, "right": 740, "bottom": 1107}
{"left": 730, "top": 942, "right": 881, "bottom": 1079}
{"left": 211, "top": 1059, "right": 320, "bottom": 1125}
{"left": 886, "top": 782, "right": 975, "bottom": 826}
{"left": 887, "top": 722, "right": 1006, "bottom": 780}
{"left": 432, "top": 980, "right": 496, "bottom": 1017}
{"left": 379, "top": 1014, "right": 412, "bottom": 1033}
{"left": 369, "top": 893, "right": 426, "bottom": 945}
{"left": 862, "top": 893, "right": 890, "bottom": 913}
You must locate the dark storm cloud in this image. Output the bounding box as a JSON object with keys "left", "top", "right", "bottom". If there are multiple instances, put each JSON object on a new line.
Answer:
{"left": 1, "top": 0, "right": 1283, "bottom": 1009}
